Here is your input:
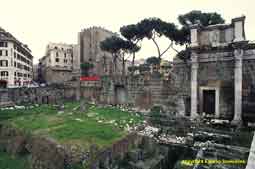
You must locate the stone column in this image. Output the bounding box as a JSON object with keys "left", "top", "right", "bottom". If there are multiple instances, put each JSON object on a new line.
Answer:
{"left": 191, "top": 53, "right": 199, "bottom": 118}
{"left": 76, "top": 72, "right": 81, "bottom": 101}
{"left": 246, "top": 132, "right": 255, "bottom": 169}
{"left": 232, "top": 49, "right": 243, "bottom": 125}
{"left": 76, "top": 81, "right": 81, "bottom": 101}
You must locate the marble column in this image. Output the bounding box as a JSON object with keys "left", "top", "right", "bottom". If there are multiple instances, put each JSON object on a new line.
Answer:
{"left": 75, "top": 70, "right": 81, "bottom": 101}
{"left": 191, "top": 53, "right": 199, "bottom": 118}
{"left": 232, "top": 49, "right": 243, "bottom": 125}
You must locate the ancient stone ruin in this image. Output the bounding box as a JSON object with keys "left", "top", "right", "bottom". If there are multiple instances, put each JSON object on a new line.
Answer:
{"left": 1, "top": 16, "right": 255, "bottom": 169}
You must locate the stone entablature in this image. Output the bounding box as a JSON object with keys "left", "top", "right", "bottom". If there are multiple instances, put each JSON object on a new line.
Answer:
{"left": 190, "top": 16, "right": 246, "bottom": 48}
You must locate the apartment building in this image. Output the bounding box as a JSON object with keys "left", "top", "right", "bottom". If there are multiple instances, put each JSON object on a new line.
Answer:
{"left": 40, "top": 43, "right": 77, "bottom": 84}
{"left": 0, "top": 27, "right": 33, "bottom": 88}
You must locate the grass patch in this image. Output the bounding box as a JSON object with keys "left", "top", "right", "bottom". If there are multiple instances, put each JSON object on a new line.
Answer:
{"left": 0, "top": 151, "right": 29, "bottom": 169}
{"left": 1, "top": 101, "right": 143, "bottom": 150}
{"left": 0, "top": 104, "right": 57, "bottom": 121}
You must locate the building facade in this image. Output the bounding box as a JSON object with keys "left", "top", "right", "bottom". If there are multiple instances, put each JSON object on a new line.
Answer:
{"left": 173, "top": 16, "right": 255, "bottom": 124}
{"left": 78, "top": 27, "right": 122, "bottom": 76}
{"left": 0, "top": 27, "right": 33, "bottom": 88}
{"left": 40, "top": 43, "right": 77, "bottom": 84}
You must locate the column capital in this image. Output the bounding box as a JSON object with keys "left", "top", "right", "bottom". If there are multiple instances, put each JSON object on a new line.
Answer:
{"left": 191, "top": 63, "right": 199, "bottom": 70}
{"left": 191, "top": 52, "right": 198, "bottom": 61}
{"left": 234, "top": 49, "right": 243, "bottom": 68}
{"left": 191, "top": 52, "right": 199, "bottom": 70}
{"left": 234, "top": 49, "right": 244, "bottom": 59}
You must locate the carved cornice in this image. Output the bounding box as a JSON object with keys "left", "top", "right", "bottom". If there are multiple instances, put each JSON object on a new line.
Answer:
{"left": 231, "top": 41, "right": 249, "bottom": 49}
{"left": 189, "top": 44, "right": 233, "bottom": 53}
{"left": 189, "top": 41, "right": 255, "bottom": 54}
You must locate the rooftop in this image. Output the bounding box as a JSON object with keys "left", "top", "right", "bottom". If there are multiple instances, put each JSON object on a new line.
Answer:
{"left": 0, "top": 26, "right": 33, "bottom": 56}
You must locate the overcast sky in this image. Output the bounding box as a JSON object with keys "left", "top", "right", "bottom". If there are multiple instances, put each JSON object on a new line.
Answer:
{"left": 1, "top": 0, "right": 255, "bottom": 63}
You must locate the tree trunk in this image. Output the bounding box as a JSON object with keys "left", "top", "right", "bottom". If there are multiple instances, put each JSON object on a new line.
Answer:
{"left": 122, "top": 57, "right": 126, "bottom": 77}
{"left": 113, "top": 54, "right": 117, "bottom": 75}
{"left": 131, "top": 52, "right": 136, "bottom": 75}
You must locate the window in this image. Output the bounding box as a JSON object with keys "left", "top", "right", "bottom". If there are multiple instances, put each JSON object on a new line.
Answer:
{"left": 0, "top": 42, "right": 7, "bottom": 47}
{"left": 56, "top": 52, "right": 59, "bottom": 57}
{"left": 56, "top": 58, "right": 59, "bottom": 62}
{"left": 64, "top": 53, "right": 66, "bottom": 57}
{"left": 17, "top": 63, "right": 22, "bottom": 69}
{"left": 5, "top": 50, "right": 8, "bottom": 56}
{"left": 0, "top": 60, "right": 8, "bottom": 67}
{"left": 14, "top": 52, "right": 16, "bottom": 58}
{"left": 0, "top": 71, "right": 8, "bottom": 76}
{"left": 0, "top": 50, "right": 2, "bottom": 56}
{"left": 14, "top": 61, "right": 16, "bottom": 67}
{"left": 14, "top": 72, "right": 16, "bottom": 76}
{"left": 17, "top": 72, "right": 22, "bottom": 77}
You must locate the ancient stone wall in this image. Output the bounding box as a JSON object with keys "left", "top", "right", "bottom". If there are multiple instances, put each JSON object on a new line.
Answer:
{"left": 42, "top": 67, "right": 74, "bottom": 84}
{"left": 242, "top": 59, "right": 255, "bottom": 121}
{"left": 63, "top": 81, "right": 103, "bottom": 102}
{"left": 125, "top": 75, "right": 175, "bottom": 110}
{"left": 0, "top": 86, "right": 64, "bottom": 107}
{"left": 198, "top": 60, "right": 235, "bottom": 118}
{"left": 171, "top": 63, "right": 191, "bottom": 115}
{"left": 90, "top": 133, "right": 143, "bottom": 169}
{"left": 64, "top": 75, "right": 176, "bottom": 110}
{"left": 0, "top": 123, "right": 144, "bottom": 169}
{"left": 0, "top": 124, "right": 81, "bottom": 169}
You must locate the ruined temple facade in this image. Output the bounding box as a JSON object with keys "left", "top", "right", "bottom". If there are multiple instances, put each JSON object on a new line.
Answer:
{"left": 173, "top": 16, "right": 255, "bottom": 124}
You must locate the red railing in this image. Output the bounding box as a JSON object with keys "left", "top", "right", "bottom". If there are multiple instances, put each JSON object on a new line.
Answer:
{"left": 80, "top": 76, "right": 100, "bottom": 81}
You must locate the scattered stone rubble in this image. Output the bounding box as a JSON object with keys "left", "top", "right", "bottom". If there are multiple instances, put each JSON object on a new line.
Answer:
{"left": 1, "top": 103, "right": 254, "bottom": 169}
{"left": 0, "top": 104, "right": 39, "bottom": 111}
{"left": 134, "top": 112, "right": 253, "bottom": 169}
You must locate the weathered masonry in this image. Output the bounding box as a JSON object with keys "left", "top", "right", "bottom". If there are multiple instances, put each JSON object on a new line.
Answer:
{"left": 173, "top": 16, "right": 255, "bottom": 124}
